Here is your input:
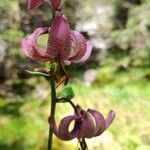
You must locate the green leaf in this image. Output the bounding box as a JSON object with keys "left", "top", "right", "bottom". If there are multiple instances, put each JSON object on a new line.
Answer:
{"left": 58, "top": 87, "right": 75, "bottom": 100}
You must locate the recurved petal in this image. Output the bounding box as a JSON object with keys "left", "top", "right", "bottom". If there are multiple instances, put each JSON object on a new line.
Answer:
{"left": 105, "top": 110, "right": 115, "bottom": 129}
{"left": 68, "top": 30, "right": 87, "bottom": 62}
{"left": 49, "top": 0, "right": 61, "bottom": 11}
{"left": 22, "top": 27, "right": 50, "bottom": 62}
{"left": 58, "top": 115, "right": 80, "bottom": 140}
{"left": 29, "top": 27, "right": 48, "bottom": 50}
{"left": 87, "top": 109, "right": 106, "bottom": 136}
{"left": 48, "top": 116, "right": 59, "bottom": 138}
{"left": 49, "top": 115, "right": 80, "bottom": 141}
{"left": 28, "top": 0, "right": 44, "bottom": 10}
{"left": 47, "top": 14, "right": 71, "bottom": 60}
{"left": 72, "top": 40, "right": 92, "bottom": 63}
{"left": 77, "top": 110, "right": 95, "bottom": 138}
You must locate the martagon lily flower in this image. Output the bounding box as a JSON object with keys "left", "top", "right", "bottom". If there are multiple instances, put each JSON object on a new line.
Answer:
{"left": 22, "top": 13, "right": 92, "bottom": 64}
{"left": 28, "top": 0, "right": 62, "bottom": 11}
{"left": 48, "top": 105, "right": 115, "bottom": 141}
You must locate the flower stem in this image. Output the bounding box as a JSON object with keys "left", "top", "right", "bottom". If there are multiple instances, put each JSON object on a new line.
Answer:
{"left": 47, "top": 64, "right": 57, "bottom": 150}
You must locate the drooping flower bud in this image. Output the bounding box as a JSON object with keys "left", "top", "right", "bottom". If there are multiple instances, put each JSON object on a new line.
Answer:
{"left": 28, "top": 0, "right": 44, "bottom": 10}
{"left": 28, "top": 0, "right": 61, "bottom": 11}
{"left": 49, "top": 0, "right": 62, "bottom": 11}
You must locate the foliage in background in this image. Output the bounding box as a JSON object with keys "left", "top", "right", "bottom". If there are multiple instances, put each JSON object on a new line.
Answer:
{"left": 0, "top": 0, "right": 150, "bottom": 150}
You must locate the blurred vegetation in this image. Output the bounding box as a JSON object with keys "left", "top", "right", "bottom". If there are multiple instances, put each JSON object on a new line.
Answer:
{"left": 0, "top": 0, "right": 150, "bottom": 150}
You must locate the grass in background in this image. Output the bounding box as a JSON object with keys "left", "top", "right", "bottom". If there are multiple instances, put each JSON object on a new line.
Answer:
{"left": 0, "top": 66, "right": 149, "bottom": 150}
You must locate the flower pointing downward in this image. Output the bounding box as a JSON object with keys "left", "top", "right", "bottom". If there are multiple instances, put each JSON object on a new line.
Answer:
{"left": 22, "top": 13, "right": 92, "bottom": 64}
{"left": 28, "top": 0, "right": 44, "bottom": 10}
{"left": 48, "top": 105, "right": 115, "bottom": 141}
{"left": 28, "top": 0, "right": 62, "bottom": 11}
{"left": 50, "top": 0, "right": 62, "bottom": 11}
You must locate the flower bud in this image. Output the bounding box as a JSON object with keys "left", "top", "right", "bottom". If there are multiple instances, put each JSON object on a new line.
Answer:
{"left": 28, "top": 0, "right": 44, "bottom": 10}
{"left": 49, "top": 0, "right": 61, "bottom": 11}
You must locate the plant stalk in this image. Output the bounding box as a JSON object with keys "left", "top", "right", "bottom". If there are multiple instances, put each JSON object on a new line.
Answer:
{"left": 47, "top": 64, "right": 57, "bottom": 150}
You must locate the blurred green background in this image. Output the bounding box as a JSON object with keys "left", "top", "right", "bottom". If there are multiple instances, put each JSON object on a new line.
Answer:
{"left": 0, "top": 0, "right": 150, "bottom": 150}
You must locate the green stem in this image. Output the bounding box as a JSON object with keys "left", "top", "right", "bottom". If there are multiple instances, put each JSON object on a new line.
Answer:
{"left": 47, "top": 64, "right": 57, "bottom": 150}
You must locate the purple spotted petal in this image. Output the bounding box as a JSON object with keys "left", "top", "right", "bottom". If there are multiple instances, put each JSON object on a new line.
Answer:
{"left": 87, "top": 109, "right": 106, "bottom": 136}
{"left": 22, "top": 27, "right": 50, "bottom": 62}
{"left": 49, "top": 0, "right": 61, "bottom": 11}
{"left": 47, "top": 14, "right": 71, "bottom": 60}
{"left": 73, "top": 40, "right": 92, "bottom": 63}
{"left": 77, "top": 110, "right": 95, "bottom": 138}
{"left": 105, "top": 110, "right": 116, "bottom": 129}
{"left": 48, "top": 115, "right": 80, "bottom": 141}
{"left": 28, "top": 0, "right": 44, "bottom": 10}
{"left": 68, "top": 30, "right": 87, "bottom": 62}
{"left": 75, "top": 105, "right": 96, "bottom": 138}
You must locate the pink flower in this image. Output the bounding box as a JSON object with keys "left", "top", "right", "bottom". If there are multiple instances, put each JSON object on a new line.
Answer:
{"left": 48, "top": 105, "right": 115, "bottom": 141}
{"left": 22, "top": 13, "right": 92, "bottom": 64}
{"left": 28, "top": 0, "right": 61, "bottom": 11}
{"left": 28, "top": 0, "right": 43, "bottom": 9}
{"left": 50, "top": 0, "right": 61, "bottom": 11}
